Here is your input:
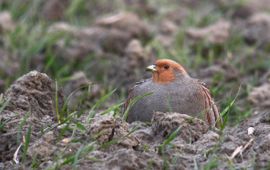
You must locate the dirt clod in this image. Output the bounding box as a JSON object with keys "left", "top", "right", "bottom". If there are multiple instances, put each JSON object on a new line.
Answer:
{"left": 89, "top": 115, "right": 139, "bottom": 148}
{"left": 244, "top": 12, "right": 270, "bottom": 46}
{"left": 4, "top": 71, "right": 62, "bottom": 118}
{"left": 152, "top": 112, "right": 209, "bottom": 142}
{"left": 41, "top": 0, "right": 70, "bottom": 20}
{"left": 186, "top": 20, "right": 231, "bottom": 44}
{"left": 248, "top": 83, "right": 270, "bottom": 109}
{"left": 50, "top": 12, "right": 151, "bottom": 59}
{"left": 1, "top": 1, "right": 270, "bottom": 169}
{"left": 0, "top": 71, "right": 62, "bottom": 161}
{"left": 95, "top": 12, "right": 151, "bottom": 41}
{"left": 104, "top": 149, "right": 163, "bottom": 170}
{"left": 0, "top": 11, "right": 15, "bottom": 33}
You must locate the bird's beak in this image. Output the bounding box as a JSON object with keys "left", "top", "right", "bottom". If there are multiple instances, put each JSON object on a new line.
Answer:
{"left": 146, "top": 65, "right": 157, "bottom": 72}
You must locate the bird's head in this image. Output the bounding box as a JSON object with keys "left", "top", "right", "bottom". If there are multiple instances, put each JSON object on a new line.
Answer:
{"left": 146, "top": 59, "right": 188, "bottom": 83}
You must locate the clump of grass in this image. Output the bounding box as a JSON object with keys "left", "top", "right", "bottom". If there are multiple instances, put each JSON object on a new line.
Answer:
{"left": 0, "top": 94, "right": 8, "bottom": 113}
{"left": 17, "top": 112, "right": 30, "bottom": 144}
{"left": 3, "top": 22, "right": 69, "bottom": 84}
{"left": 158, "top": 126, "right": 181, "bottom": 155}
{"left": 87, "top": 88, "right": 117, "bottom": 122}
{"left": 65, "top": 0, "right": 86, "bottom": 19}
{"left": 220, "top": 93, "right": 239, "bottom": 128}
{"left": 100, "top": 102, "right": 123, "bottom": 117}
{"left": 203, "top": 156, "right": 219, "bottom": 170}
{"left": 156, "top": 127, "right": 182, "bottom": 170}
{"left": 12, "top": 111, "right": 32, "bottom": 164}
{"left": 0, "top": 94, "right": 9, "bottom": 131}
{"left": 71, "top": 142, "right": 96, "bottom": 168}
{"left": 47, "top": 142, "right": 96, "bottom": 170}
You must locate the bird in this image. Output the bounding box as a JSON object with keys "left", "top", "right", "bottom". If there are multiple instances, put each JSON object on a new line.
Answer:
{"left": 124, "top": 59, "right": 222, "bottom": 127}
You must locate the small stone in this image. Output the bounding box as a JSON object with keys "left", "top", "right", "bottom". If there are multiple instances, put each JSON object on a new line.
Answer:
{"left": 248, "top": 127, "right": 255, "bottom": 135}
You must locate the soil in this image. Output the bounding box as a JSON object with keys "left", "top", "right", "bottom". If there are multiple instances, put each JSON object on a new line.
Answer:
{"left": 0, "top": 0, "right": 270, "bottom": 169}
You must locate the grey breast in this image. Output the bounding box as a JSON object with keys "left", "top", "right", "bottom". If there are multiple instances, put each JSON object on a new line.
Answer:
{"left": 127, "top": 75, "right": 206, "bottom": 122}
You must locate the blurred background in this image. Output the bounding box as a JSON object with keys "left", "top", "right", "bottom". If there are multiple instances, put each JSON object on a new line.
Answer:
{"left": 0, "top": 0, "right": 270, "bottom": 125}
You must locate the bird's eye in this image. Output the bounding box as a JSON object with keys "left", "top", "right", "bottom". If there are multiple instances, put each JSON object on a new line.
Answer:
{"left": 164, "top": 65, "right": 169, "bottom": 69}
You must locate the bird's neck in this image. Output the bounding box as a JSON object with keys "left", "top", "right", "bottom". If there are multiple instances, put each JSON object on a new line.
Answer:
{"left": 152, "top": 71, "right": 189, "bottom": 84}
{"left": 175, "top": 71, "right": 190, "bottom": 79}
{"left": 152, "top": 73, "right": 175, "bottom": 84}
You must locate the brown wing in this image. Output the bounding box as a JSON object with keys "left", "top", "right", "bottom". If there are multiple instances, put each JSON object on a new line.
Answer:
{"left": 198, "top": 81, "right": 222, "bottom": 128}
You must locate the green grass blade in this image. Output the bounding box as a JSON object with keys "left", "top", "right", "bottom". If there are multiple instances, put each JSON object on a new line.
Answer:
{"left": 100, "top": 102, "right": 123, "bottom": 116}
{"left": 60, "top": 142, "right": 95, "bottom": 168}
{"left": 55, "top": 80, "right": 61, "bottom": 123}
{"left": 87, "top": 88, "right": 117, "bottom": 122}
{"left": 218, "top": 85, "right": 241, "bottom": 129}
{"left": 0, "top": 99, "right": 9, "bottom": 113}
{"left": 61, "top": 84, "right": 93, "bottom": 114}
{"left": 122, "top": 92, "right": 153, "bottom": 121}
{"left": 17, "top": 112, "right": 30, "bottom": 144}
{"left": 22, "top": 125, "right": 32, "bottom": 162}
{"left": 158, "top": 126, "right": 181, "bottom": 155}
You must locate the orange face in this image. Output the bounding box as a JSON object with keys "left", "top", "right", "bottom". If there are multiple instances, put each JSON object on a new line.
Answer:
{"left": 146, "top": 59, "right": 187, "bottom": 84}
